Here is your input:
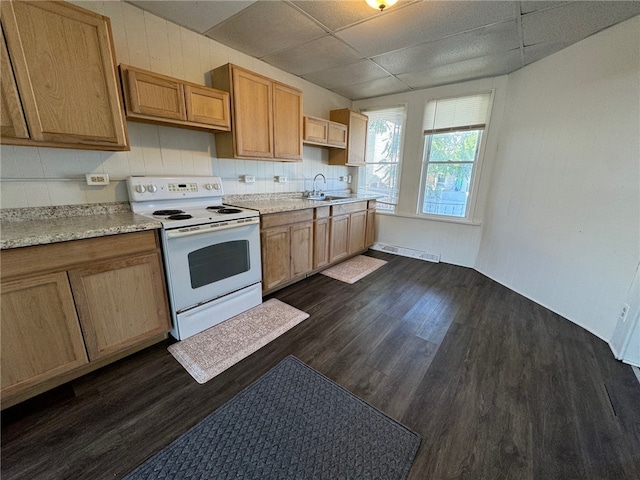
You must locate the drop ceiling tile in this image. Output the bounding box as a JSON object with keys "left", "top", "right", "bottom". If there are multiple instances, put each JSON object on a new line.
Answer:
{"left": 336, "top": 1, "right": 518, "bottom": 57}
{"left": 126, "top": 1, "right": 257, "bottom": 34}
{"left": 302, "top": 60, "right": 390, "bottom": 90}
{"left": 373, "top": 20, "right": 519, "bottom": 75}
{"left": 290, "top": 0, "right": 381, "bottom": 31}
{"left": 332, "top": 76, "right": 410, "bottom": 100}
{"left": 522, "top": 1, "right": 640, "bottom": 46}
{"left": 204, "top": 2, "right": 327, "bottom": 58}
{"left": 397, "top": 49, "right": 521, "bottom": 90}
{"left": 262, "top": 35, "right": 363, "bottom": 76}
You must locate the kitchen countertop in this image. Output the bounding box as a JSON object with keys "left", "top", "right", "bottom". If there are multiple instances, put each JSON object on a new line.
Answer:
{"left": 0, "top": 203, "right": 162, "bottom": 250}
{"left": 225, "top": 194, "right": 378, "bottom": 215}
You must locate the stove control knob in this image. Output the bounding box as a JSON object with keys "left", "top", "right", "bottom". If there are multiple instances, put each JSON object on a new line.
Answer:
{"left": 213, "top": 183, "right": 221, "bottom": 190}
{"left": 147, "top": 184, "right": 158, "bottom": 193}
{"left": 204, "top": 183, "right": 214, "bottom": 190}
{"left": 135, "top": 184, "right": 146, "bottom": 194}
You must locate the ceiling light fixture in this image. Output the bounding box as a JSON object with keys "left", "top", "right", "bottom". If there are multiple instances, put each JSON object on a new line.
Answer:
{"left": 366, "top": 0, "right": 398, "bottom": 12}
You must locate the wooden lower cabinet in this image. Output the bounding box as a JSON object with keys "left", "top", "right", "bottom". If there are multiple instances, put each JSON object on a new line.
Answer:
{"left": 366, "top": 206, "right": 376, "bottom": 247}
{"left": 329, "top": 214, "right": 350, "bottom": 263}
{"left": 348, "top": 210, "right": 367, "bottom": 255}
{"left": 0, "top": 230, "right": 171, "bottom": 408}
{"left": 261, "top": 209, "right": 314, "bottom": 293}
{"left": 313, "top": 207, "right": 330, "bottom": 269}
{"left": 0, "top": 272, "right": 88, "bottom": 399}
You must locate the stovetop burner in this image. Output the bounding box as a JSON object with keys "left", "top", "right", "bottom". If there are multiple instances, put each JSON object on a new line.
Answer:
{"left": 206, "top": 206, "right": 223, "bottom": 210}
{"left": 217, "top": 208, "right": 243, "bottom": 214}
{"left": 168, "top": 214, "right": 193, "bottom": 220}
{"left": 154, "top": 209, "right": 184, "bottom": 216}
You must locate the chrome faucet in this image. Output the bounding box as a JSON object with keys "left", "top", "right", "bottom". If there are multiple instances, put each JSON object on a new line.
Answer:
{"left": 312, "top": 173, "right": 326, "bottom": 196}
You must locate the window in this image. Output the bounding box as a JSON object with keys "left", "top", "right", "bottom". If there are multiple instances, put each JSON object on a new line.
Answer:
{"left": 360, "top": 106, "right": 405, "bottom": 211}
{"left": 420, "top": 93, "right": 492, "bottom": 218}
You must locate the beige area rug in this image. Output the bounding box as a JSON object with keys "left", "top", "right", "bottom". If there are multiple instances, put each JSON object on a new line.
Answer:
{"left": 168, "top": 299, "right": 309, "bottom": 384}
{"left": 320, "top": 255, "right": 387, "bottom": 284}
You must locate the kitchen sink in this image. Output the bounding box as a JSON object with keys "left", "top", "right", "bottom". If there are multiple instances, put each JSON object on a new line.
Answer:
{"left": 306, "top": 195, "right": 350, "bottom": 201}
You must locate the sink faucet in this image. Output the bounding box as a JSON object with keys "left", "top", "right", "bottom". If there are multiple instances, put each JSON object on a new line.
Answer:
{"left": 313, "top": 173, "right": 326, "bottom": 196}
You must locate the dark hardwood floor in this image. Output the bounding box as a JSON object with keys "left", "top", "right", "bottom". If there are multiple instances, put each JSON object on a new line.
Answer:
{"left": 2, "top": 251, "right": 639, "bottom": 479}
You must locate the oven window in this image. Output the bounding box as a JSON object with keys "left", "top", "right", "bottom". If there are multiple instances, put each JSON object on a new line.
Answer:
{"left": 188, "top": 240, "right": 250, "bottom": 289}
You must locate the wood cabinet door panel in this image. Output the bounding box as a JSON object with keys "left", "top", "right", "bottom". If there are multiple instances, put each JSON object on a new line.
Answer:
{"left": 329, "top": 215, "right": 350, "bottom": 263}
{"left": 273, "top": 82, "right": 302, "bottom": 160}
{"left": 291, "top": 221, "right": 313, "bottom": 278}
{"left": 232, "top": 67, "right": 273, "bottom": 158}
{"left": 1, "top": 272, "right": 88, "bottom": 397}
{"left": 0, "top": 25, "right": 28, "bottom": 139}
{"left": 366, "top": 209, "right": 376, "bottom": 248}
{"left": 303, "top": 116, "right": 328, "bottom": 144}
{"left": 349, "top": 210, "right": 367, "bottom": 255}
{"left": 346, "top": 112, "right": 368, "bottom": 166}
{"left": 2, "top": 0, "right": 127, "bottom": 148}
{"left": 125, "top": 67, "right": 185, "bottom": 120}
{"left": 314, "top": 218, "right": 330, "bottom": 269}
{"left": 68, "top": 253, "right": 170, "bottom": 361}
{"left": 328, "top": 122, "right": 347, "bottom": 147}
{"left": 262, "top": 226, "right": 291, "bottom": 290}
{"left": 184, "top": 84, "right": 230, "bottom": 128}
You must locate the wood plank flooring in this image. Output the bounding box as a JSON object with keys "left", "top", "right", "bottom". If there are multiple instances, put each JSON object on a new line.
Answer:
{"left": 2, "top": 251, "right": 640, "bottom": 479}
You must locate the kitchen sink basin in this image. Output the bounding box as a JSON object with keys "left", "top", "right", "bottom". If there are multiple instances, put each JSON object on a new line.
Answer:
{"left": 306, "top": 195, "right": 350, "bottom": 201}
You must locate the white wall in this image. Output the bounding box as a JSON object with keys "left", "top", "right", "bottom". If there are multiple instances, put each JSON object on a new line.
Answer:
{"left": 354, "top": 76, "right": 508, "bottom": 267}
{"left": 0, "top": 0, "right": 352, "bottom": 208}
{"left": 475, "top": 16, "right": 640, "bottom": 341}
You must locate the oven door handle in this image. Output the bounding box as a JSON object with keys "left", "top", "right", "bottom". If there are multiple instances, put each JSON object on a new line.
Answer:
{"left": 165, "top": 218, "right": 259, "bottom": 238}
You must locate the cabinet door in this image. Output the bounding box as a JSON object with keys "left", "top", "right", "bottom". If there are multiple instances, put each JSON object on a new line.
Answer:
{"left": 1, "top": 272, "right": 88, "bottom": 398}
{"left": 314, "top": 217, "right": 330, "bottom": 269}
{"left": 262, "top": 226, "right": 291, "bottom": 290}
{"left": 329, "top": 214, "right": 350, "bottom": 263}
{"left": 349, "top": 210, "right": 367, "bottom": 254}
{"left": 273, "top": 82, "right": 303, "bottom": 161}
{"left": 232, "top": 67, "right": 273, "bottom": 158}
{"left": 124, "top": 66, "right": 186, "bottom": 121}
{"left": 184, "top": 84, "right": 230, "bottom": 129}
{"left": 0, "top": 25, "right": 28, "bottom": 139}
{"left": 366, "top": 208, "right": 376, "bottom": 248}
{"left": 68, "top": 253, "right": 170, "bottom": 361}
{"left": 303, "top": 116, "right": 328, "bottom": 144}
{"left": 291, "top": 221, "right": 313, "bottom": 278}
{"left": 346, "top": 111, "right": 368, "bottom": 166}
{"left": 1, "top": 0, "right": 127, "bottom": 149}
{"left": 327, "top": 121, "right": 347, "bottom": 148}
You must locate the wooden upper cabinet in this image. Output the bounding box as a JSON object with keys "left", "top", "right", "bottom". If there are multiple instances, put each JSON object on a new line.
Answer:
{"left": 120, "top": 64, "right": 230, "bottom": 131}
{"left": 211, "top": 63, "right": 302, "bottom": 161}
{"left": 0, "top": 0, "right": 128, "bottom": 150}
{"left": 273, "top": 82, "right": 303, "bottom": 160}
{"left": 329, "top": 109, "right": 369, "bottom": 166}
{"left": 0, "top": 25, "right": 28, "bottom": 139}
{"left": 303, "top": 115, "right": 347, "bottom": 148}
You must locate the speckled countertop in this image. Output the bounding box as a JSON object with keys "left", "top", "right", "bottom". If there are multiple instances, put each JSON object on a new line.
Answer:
{"left": 224, "top": 192, "right": 378, "bottom": 215}
{"left": 0, "top": 203, "right": 162, "bottom": 250}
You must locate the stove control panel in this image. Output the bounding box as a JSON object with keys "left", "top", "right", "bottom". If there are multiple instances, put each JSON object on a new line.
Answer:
{"left": 126, "top": 176, "right": 224, "bottom": 201}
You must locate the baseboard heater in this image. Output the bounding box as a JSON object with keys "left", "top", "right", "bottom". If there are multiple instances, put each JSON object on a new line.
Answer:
{"left": 371, "top": 243, "right": 441, "bottom": 263}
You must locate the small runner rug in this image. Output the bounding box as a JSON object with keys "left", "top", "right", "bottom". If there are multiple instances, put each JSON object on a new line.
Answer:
{"left": 321, "top": 255, "right": 388, "bottom": 284}
{"left": 168, "top": 299, "right": 309, "bottom": 384}
{"left": 124, "top": 356, "right": 421, "bottom": 480}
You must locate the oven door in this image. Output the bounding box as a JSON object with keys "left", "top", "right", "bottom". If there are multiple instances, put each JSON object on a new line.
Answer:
{"left": 161, "top": 218, "right": 261, "bottom": 312}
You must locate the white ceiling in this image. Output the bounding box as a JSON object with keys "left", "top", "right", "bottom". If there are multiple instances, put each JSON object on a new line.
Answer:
{"left": 127, "top": 0, "right": 640, "bottom": 100}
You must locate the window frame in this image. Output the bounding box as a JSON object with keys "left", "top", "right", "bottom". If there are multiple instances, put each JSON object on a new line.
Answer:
{"left": 359, "top": 104, "right": 407, "bottom": 212}
{"left": 417, "top": 91, "right": 494, "bottom": 221}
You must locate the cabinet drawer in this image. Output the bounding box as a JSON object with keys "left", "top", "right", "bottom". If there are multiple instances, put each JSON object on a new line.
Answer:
{"left": 1, "top": 230, "right": 159, "bottom": 279}
{"left": 331, "top": 201, "right": 367, "bottom": 216}
{"left": 261, "top": 209, "right": 314, "bottom": 229}
{"left": 314, "top": 206, "right": 330, "bottom": 219}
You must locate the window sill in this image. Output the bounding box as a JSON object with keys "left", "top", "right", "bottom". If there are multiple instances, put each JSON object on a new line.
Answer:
{"left": 377, "top": 210, "right": 482, "bottom": 226}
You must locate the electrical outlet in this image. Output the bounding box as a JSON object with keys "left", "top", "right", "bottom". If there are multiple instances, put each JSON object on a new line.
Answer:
{"left": 243, "top": 175, "right": 256, "bottom": 183}
{"left": 619, "top": 303, "right": 630, "bottom": 323}
{"left": 86, "top": 173, "right": 109, "bottom": 185}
